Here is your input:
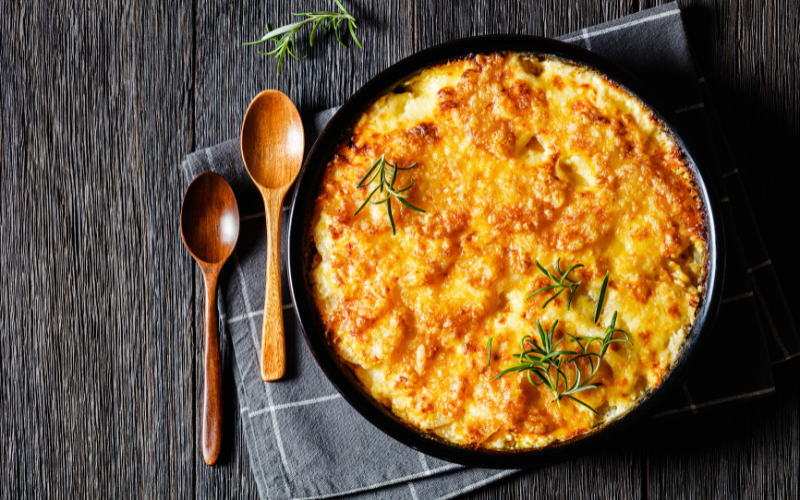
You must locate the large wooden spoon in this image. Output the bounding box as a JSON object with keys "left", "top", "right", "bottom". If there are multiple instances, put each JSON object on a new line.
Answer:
{"left": 241, "top": 90, "right": 304, "bottom": 381}
{"left": 180, "top": 172, "right": 240, "bottom": 465}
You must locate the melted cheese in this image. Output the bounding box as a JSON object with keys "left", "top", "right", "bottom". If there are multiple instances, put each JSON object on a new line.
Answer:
{"left": 308, "top": 53, "right": 706, "bottom": 450}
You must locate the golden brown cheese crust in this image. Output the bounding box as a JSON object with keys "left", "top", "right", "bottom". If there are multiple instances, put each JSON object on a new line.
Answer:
{"left": 308, "top": 52, "right": 707, "bottom": 450}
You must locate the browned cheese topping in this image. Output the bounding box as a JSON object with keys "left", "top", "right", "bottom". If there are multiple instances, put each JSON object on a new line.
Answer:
{"left": 307, "top": 52, "right": 707, "bottom": 449}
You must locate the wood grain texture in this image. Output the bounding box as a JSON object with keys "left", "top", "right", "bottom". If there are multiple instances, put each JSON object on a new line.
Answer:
{"left": 257, "top": 187, "right": 288, "bottom": 381}
{"left": 1, "top": 0, "right": 196, "bottom": 498}
{"left": 1, "top": 0, "right": 797, "bottom": 498}
{"left": 645, "top": 0, "right": 800, "bottom": 498}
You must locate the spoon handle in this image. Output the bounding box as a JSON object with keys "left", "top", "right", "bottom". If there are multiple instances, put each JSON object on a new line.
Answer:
{"left": 202, "top": 270, "right": 223, "bottom": 465}
{"left": 261, "top": 191, "right": 286, "bottom": 381}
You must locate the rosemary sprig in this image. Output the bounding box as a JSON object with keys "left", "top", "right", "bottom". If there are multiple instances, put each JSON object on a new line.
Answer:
{"left": 244, "top": 0, "right": 362, "bottom": 74}
{"left": 594, "top": 272, "right": 609, "bottom": 324}
{"left": 527, "top": 258, "right": 584, "bottom": 310}
{"left": 494, "top": 314, "right": 632, "bottom": 415}
{"left": 353, "top": 154, "right": 425, "bottom": 235}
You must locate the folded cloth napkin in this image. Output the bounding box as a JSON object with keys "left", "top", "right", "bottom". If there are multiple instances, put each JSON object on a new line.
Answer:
{"left": 180, "top": 3, "right": 799, "bottom": 499}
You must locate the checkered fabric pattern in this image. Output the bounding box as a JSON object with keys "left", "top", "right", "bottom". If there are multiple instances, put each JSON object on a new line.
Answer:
{"left": 180, "top": 3, "right": 798, "bottom": 499}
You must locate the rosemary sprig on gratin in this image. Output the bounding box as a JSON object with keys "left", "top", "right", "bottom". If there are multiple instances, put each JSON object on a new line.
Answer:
{"left": 527, "top": 258, "right": 584, "bottom": 310}
{"left": 245, "top": 0, "right": 362, "bottom": 75}
{"left": 494, "top": 269, "right": 631, "bottom": 415}
{"left": 353, "top": 154, "right": 425, "bottom": 235}
{"left": 493, "top": 315, "right": 631, "bottom": 415}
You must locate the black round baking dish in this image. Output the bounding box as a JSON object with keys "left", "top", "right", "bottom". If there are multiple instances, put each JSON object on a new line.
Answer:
{"left": 287, "top": 35, "right": 725, "bottom": 468}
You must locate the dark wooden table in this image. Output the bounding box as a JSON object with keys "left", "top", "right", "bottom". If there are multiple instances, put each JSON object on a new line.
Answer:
{"left": 2, "top": 0, "right": 798, "bottom": 498}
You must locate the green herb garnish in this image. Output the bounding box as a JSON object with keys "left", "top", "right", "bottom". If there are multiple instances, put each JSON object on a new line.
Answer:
{"left": 527, "top": 258, "right": 584, "bottom": 310}
{"left": 594, "top": 271, "right": 609, "bottom": 324}
{"left": 245, "top": 0, "right": 362, "bottom": 74}
{"left": 353, "top": 154, "right": 425, "bottom": 235}
{"left": 568, "top": 311, "right": 632, "bottom": 365}
{"left": 486, "top": 336, "right": 494, "bottom": 366}
{"left": 494, "top": 315, "right": 631, "bottom": 415}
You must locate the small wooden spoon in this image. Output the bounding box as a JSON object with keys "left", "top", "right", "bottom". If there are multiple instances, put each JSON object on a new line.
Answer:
{"left": 241, "top": 90, "right": 304, "bottom": 382}
{"left": 180, "top": 172, "right": 240, "bottom": 465}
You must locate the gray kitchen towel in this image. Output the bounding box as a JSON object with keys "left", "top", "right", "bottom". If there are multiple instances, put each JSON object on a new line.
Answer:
{"left": 180, "top": 3, "right": 798, "bottom": 499}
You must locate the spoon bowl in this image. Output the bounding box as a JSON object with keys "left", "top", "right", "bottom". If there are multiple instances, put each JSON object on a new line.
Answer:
{"left": 242, "top": 90, "right": 305, "bottom": 189}
{"left": 181, "top": 172, "right": 240, "bottom": 264}
{"left": 180, "top": 171, "right": 240, "bottom": 466}
{"left": 241, "top": 89, "right": 304, "bottom": 382}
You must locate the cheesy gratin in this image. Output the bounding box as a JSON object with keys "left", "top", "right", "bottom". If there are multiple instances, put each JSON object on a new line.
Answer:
{"left": 307, "top": 52, "right": 707, "bottom": 450}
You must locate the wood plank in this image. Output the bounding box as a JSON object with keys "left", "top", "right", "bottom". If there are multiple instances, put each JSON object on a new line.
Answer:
{"left": 645, "top": 0, "right": 800, "bottom": 498}
{"left": 646, "top": 363, "right": 799, "bottom": 499}
{"left": 0, "top": 0, "right": 195, "bottom": 497}
{"left": 194, "top": 0, "right": 415, "bottom": 148}
{"left": 464, "top": 433, "right": 644, "bottom": 500}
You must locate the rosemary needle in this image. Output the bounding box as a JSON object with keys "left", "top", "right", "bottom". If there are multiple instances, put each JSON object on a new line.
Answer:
{"left": 486, "top": 336, "right": 494, "bottom": 366}
{"left": 594, "top": 271, "right": 609, "bottom": 324}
